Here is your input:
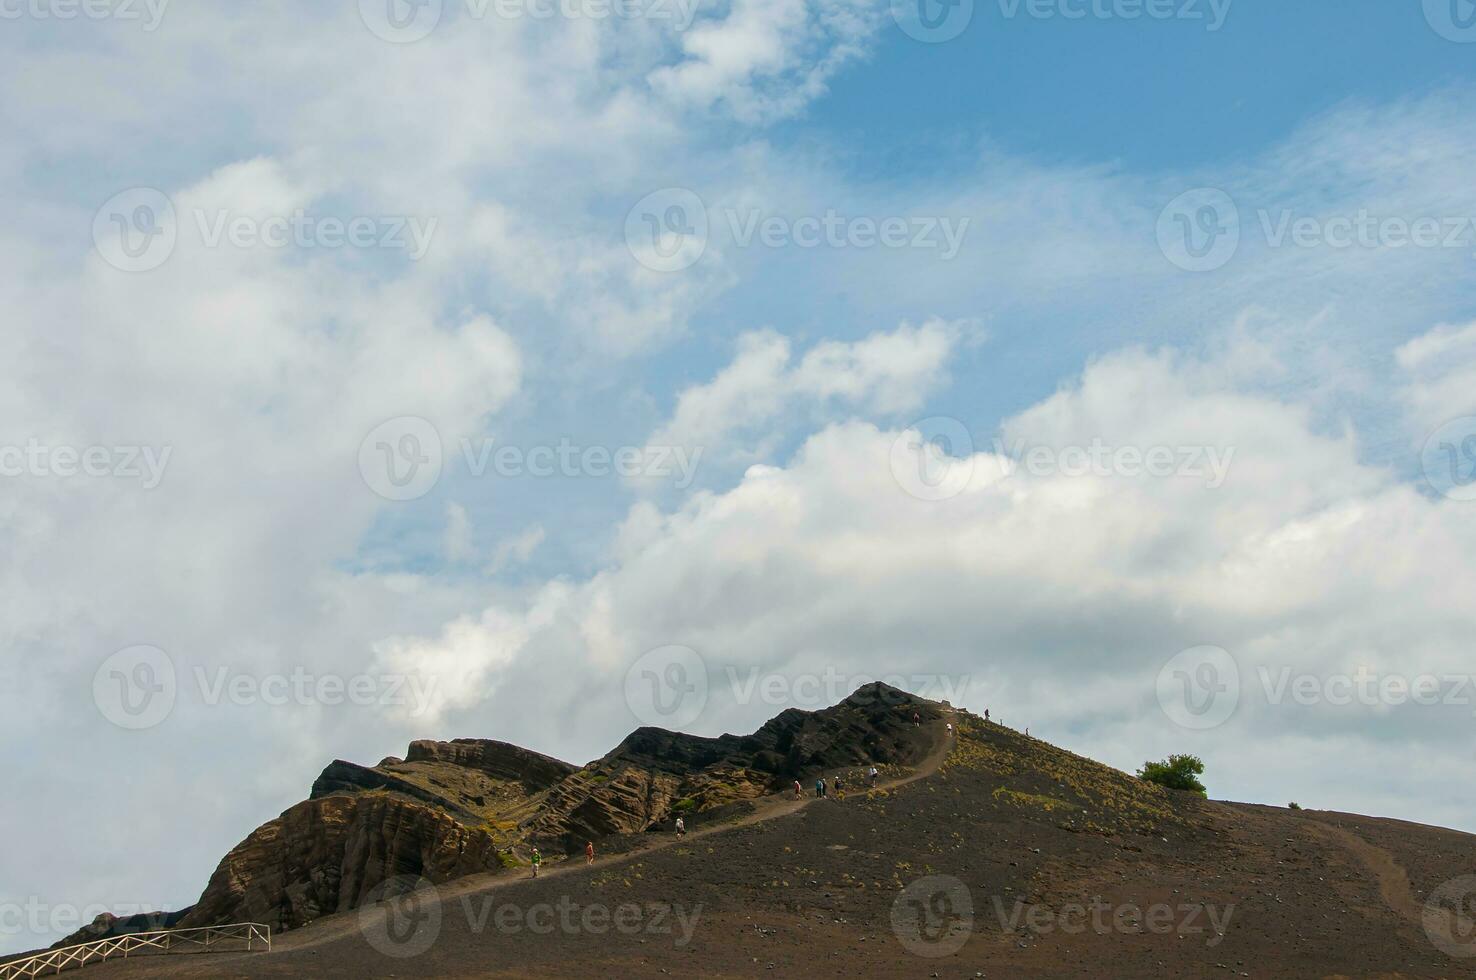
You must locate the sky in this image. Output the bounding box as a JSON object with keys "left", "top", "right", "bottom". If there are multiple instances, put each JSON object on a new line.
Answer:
{"left": 3, "top": 0, "right": 1476, "bottom": 956}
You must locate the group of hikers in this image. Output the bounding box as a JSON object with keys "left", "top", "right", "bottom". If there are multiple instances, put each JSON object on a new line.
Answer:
{"left": 794, "top": 764, "right": 882, "bottom": 801}
{"left": 525, "top": 707, "right": 970, "bottom": 879}
{"left": 528, "top": 840, "right": 597, "bottom": 877}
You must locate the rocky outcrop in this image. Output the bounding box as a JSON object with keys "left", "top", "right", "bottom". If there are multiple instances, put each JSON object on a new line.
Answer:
{"left": 404, "top": 738, "right": 574, "bottom": 791}
{"left": 179, "top": 794, "right": 506, "bottom": 932}
{"left": 527, "top": 682, "right": 941, "bottom": 849}
{"left": 168, "top": 683, "right": 944, "bottom": 934}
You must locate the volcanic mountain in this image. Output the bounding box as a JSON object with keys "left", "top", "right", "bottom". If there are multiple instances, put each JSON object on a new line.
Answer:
{"left": 30, "top": 684, "right": 1476, "bottom": 978}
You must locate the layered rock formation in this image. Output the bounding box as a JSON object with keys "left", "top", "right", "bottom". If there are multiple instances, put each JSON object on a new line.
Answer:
{"left": 157, "top": 684, "right": 944, "bottom": 935}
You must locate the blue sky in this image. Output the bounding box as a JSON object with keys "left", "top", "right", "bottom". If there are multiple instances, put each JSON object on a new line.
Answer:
{"left": 3, "top": 0, "right": 1476, "bottom": 957}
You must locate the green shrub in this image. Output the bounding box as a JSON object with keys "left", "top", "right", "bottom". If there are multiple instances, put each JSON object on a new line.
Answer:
{"left": 1288, "top": 801, "right": 1301, "bottom": 810}
{"left": 1136, "top": 754, "right": 1207, "bottom": 797}
{"left": 672, "top": 797, "right": 698, "bottom": 813}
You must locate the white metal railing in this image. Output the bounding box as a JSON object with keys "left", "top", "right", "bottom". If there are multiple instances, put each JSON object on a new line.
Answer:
{"left": 0, "top": 923, "right": 270, "bottom": 979}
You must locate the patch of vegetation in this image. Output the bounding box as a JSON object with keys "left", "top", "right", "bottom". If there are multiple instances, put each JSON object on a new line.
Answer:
{"left": 992, "top": 787, "right": 1078, "bottom": 813}
{"left": 944, "top": 715, "right": 1180, "bottom": 834}
{"left": 1288, "top": 801, "right": 1301, "bottom": 810}
{"left": 1136, "top": 754, "right": 1207, "bottom": 797}
{"left": 672, "top": 797, "right": 699, "bottom": 813}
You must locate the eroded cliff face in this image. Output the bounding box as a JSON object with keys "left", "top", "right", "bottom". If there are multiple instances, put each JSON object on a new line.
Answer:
{"left": 173, "top": 683, "right": 943, "bottom": 934}
{"left": 179, "top": 794, "right": 507, "bottom": 931}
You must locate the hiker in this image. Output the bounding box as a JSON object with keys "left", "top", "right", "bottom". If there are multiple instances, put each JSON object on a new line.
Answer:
{"left": 530, "top": 847, "right": 542, "bottom": 878}
{"left": 675, "top": 816, "right": 686, "bottom": 838}
{"left": 912, "top": 711, "right": 920, "bottom": 726}
{"left": 815, "top": 777, "right": 825, "bottom": 799}
{"left": 984, "top": 708, "right": 990, "bottom": 722}
{"left": 834, "top": 775, "right": 844, "bottom": 794}
{"left": 793, "top": 779, "right": 802, "bottom": 800}
{"left": 868, "top": 765, "right": 879, "bottom": 787}
{"left": 946, "top": 722, "right": 953, "bottom": 736}
{"left": 585, "top": 841, "right": 595, "bottom": 865}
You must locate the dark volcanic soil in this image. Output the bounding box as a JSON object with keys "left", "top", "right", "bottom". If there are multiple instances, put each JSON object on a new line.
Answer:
{"left": 57, "top": 709, "right": 1476, "bottom": 979}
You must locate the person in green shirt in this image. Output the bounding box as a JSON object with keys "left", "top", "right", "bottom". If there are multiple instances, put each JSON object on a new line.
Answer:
{"left": 530, "top": 847, "right": 542, "bottom": 878}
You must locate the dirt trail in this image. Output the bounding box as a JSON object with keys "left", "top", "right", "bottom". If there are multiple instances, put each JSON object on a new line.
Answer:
{"left": 1302, "top": 820, "right": 1424, "bottom": 928}
{"left": 276, "top": 709, "right": 960, "bottom": 954}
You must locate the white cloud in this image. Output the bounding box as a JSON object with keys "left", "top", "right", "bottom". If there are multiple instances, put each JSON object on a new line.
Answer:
{"left": 648, "top": 318, "right": 962, "bottom": 460}
{"left": 391, "top": 341, "right": 1476, "bottom": 836}
{"left": 1396, "top": 320, "right": 1476, "bottom": 433}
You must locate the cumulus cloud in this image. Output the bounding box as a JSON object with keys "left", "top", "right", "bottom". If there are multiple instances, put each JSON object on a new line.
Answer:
{"left": 647, "top": 318, "right": 963, "bottom": 461}
{"left": 387, "top": 340, "right": 1476, "bottom": 837}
